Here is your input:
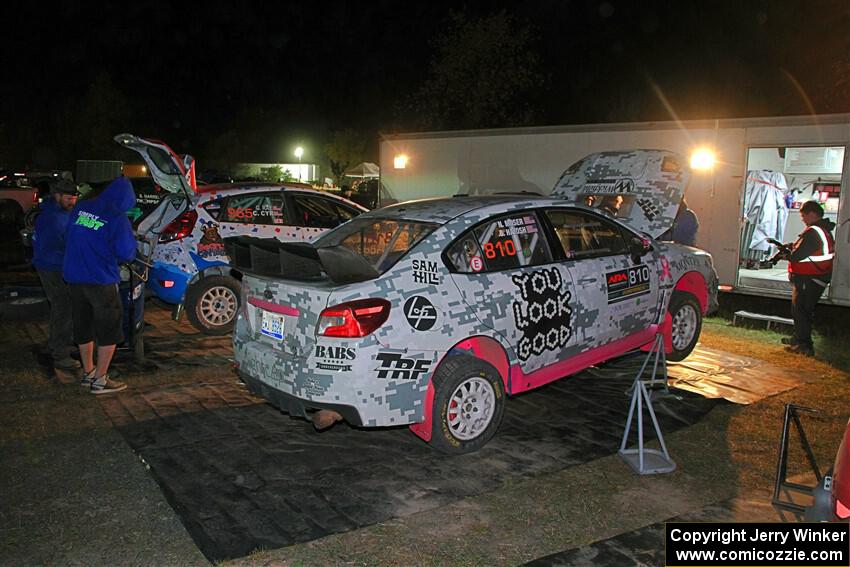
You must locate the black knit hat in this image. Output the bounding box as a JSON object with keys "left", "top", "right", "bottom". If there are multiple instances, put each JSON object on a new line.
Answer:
{"left": 53, "top": 179, "right": 79, "bottom": 196}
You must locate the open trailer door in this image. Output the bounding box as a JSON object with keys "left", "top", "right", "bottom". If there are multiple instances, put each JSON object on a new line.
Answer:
{"left": 551, "top": 149, "right": 690, "bottom": 239}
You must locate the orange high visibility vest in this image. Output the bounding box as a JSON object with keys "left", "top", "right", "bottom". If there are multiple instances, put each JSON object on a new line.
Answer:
{"left": 789, "top": 224, "right": 834, "bottom": 276}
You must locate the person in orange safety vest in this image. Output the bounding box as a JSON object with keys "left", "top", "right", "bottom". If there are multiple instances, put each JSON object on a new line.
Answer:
{"left": 781, "top": 200, "right": 835, "bottom": 357}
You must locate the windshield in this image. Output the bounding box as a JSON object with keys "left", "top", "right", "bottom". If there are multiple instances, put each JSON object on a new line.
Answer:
{"left": 315, "top": 217, "right": 438, "bottom": 274}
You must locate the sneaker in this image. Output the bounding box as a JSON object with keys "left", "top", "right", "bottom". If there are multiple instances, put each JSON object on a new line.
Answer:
{"left": 780, "top": 337, "right": 798, "bottom": 346}
{"left": 784, "top": 344, "right": 815, "bottom": 357}
{"left": 90, "top": 375, "right": 127, "bottom": 395}
{"left": 80, "top": 369, "right": 97, "bottom": 387}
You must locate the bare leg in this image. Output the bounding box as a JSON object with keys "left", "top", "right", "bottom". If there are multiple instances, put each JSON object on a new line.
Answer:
{"left": 79, "top": 342, "right": 95, "bottom": 374}
{"left": 95, "top": 344, "right": 117, "bottom": 378}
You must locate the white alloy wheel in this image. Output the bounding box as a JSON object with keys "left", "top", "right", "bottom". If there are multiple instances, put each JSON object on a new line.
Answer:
{"left": 198, "top": 285, "right": 238, "bottom": 327}
{"left": 446, "top": 376, "right": 497, "bottom": 441}
{"left": 671, "top": 302, "right": 698, "bottom": 351}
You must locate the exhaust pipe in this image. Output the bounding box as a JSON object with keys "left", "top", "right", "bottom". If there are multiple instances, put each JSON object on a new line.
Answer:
{"left": 312, "top": 409, "right": 343, "bottom": 431}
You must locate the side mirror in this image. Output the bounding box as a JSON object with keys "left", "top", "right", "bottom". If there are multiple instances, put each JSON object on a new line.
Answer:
{"left": 629, "top": 236, "right": 653, "bottom": 262}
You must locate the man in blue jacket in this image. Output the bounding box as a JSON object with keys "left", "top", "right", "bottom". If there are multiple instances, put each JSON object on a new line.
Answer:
{"left": 63, "top": 176, "right": 137, "bottom": 394}
{"left": 32, "top": 179, "right": 79, "bottom": 371}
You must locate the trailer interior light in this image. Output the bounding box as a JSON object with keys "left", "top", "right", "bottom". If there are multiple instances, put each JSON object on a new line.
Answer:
{"left": 690, "top": 148, "right": 716, "bottom": 170}
{"left": 394, "top": 154, "right": 408, "bottom": 169}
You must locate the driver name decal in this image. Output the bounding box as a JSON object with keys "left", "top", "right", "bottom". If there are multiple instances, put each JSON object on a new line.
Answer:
{"left": 606, "top": 264, "right": 651, "bottom": 303}
{"left": 511, "top": 268, "right": 572, "bottom": 361}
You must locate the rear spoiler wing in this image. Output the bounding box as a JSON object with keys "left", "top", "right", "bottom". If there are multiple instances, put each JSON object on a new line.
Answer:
{"left": 224, "top": 236, "right": 379, "bottom": 285}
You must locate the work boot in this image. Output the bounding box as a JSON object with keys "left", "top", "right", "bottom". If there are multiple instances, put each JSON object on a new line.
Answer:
{"left": 780, "top": 337, "right": 798, "bottom": 346}
{"left": 784, "top": 344, "right": 814, "bottom": 357}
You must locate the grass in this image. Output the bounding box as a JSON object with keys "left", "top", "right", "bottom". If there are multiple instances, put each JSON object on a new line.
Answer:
{"left": 699, "top": 316, "right": 850, "bottom": 493}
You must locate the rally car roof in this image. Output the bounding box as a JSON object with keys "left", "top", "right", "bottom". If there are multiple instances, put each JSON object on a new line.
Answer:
{"left": 363, "top": 194, "right": 569, "bottom": 224}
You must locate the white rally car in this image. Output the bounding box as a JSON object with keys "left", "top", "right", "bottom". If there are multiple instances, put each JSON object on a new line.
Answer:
{"left": 229, "top": 150, "right": 718, "bottom": 453}
{"left": 117, "top": 134, "right": 366, "bottom": 334}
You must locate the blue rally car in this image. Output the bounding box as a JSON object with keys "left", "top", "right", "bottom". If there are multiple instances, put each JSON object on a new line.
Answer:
{"left": 118, "top": 134, "right": 366, "bottom": 334}
{"left": 227, "top": 150, "right": 719, "bottom": 453}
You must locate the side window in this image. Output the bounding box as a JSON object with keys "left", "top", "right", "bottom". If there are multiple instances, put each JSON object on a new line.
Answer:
{"left": 545, "top": 210, "right": 629, "bottom": 259}
{"left": 332, "top": 202, "right": 359, "bottom": 223}
{"left": 221, "top": 193, "right": 286, "bottom": 225}
{"left": 292, "top": 195, "right": 350, "bottom": 229}
{"left": 447, "top": 212, "right": 552, "bottom": 273}
{"left": 201, "top": 198, "right": 222, "bottom": 220}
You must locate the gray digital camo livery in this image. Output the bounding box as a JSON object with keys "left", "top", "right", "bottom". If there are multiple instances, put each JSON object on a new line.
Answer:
{"left": 232, "top": 150, "right": 718, "bottom": 449}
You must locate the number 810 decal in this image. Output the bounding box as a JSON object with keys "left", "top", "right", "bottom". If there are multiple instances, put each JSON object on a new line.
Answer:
{"left": 606, "top": 264, "right": 651, "bottom": 303}
{"left": 483, "top": 240, "right": 517, "bottom": 259}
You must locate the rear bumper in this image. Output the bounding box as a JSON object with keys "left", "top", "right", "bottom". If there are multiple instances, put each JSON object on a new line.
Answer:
{"left": 233, "top": 317, "right": 434, "bottom": 428}
{"left": 238, "top": 371, "right": 364, "bottom": 426}
{"left": 147, "top": 263, "right": 190, "bottom": 304}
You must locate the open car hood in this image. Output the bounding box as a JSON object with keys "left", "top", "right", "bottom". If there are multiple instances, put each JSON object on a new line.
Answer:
{"left": 114, "top": 133, "right": 196, "bottom": 197}
{"left": 550, "top": 149, "right": 690, "bottom": 238}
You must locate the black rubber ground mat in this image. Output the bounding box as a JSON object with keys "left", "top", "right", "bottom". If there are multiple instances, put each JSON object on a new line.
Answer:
{"left": 523, "top": 496, "right": 781, "bottom": 567}
{"left": 99, "top": 353, "right": 720, "bottom": 563}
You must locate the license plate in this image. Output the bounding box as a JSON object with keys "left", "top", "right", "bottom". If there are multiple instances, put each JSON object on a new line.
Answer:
{"left": 260, "top": 310, "right": 285, "bottom": 340}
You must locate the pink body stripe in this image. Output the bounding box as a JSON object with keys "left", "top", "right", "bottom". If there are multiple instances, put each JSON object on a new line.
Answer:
{"left": 509, "top": 326, "right": 658, "bottom": 394}
{"left": 248, "top": 298, "right": 300, "bottom": 317}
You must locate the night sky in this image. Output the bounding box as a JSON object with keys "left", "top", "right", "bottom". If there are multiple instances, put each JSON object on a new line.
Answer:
{"left": 3, "top": 1, "right": 849, "bottom": 170}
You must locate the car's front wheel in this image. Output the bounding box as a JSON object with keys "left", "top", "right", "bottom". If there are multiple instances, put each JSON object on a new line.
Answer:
{"left": 185, "top": 275, "right": 241, "bottom": 335}
{"left": 429, "top": 356, "right": 505, "bottom": 454}
{"left": 667, "top": 291, "right": 702, "bottom": 361}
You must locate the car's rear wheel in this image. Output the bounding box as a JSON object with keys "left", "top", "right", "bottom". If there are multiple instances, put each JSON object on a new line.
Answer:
{"left": 185, "top": 275, "right": 241, "bottom": 335}
{"left": 429, "top": 356, "right": 505, "bottom": 454}
{"left": 667, "top": 291, "right": 702, "bottom": 361}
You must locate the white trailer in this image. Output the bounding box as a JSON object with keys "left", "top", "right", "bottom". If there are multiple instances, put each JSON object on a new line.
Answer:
{"left": 379, "top": 114, "right": 850, "bottom": 307}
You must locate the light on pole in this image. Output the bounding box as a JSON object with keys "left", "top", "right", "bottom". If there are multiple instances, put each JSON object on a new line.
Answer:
{"left": 294, "top": 146, "right": 304, "bottom": 181}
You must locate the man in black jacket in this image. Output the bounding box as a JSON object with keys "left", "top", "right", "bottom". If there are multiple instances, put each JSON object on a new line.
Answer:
{"left": 782, "top": 200, "right": 835, "bottom": 357}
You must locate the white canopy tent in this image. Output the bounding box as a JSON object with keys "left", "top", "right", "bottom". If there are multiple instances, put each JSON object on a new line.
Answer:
{"left": 344, "top": 162, "right": 380, "bottom": 179}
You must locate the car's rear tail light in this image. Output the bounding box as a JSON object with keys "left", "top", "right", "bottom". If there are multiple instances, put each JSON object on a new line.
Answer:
{"left": 317, "top": 299, "right": 390, "bottom": 337}
{"left": 32, "top": 191, "right": 38, "bottom": 204}
{"left": 158, "top": 210, "right": 198, "bottom": 243}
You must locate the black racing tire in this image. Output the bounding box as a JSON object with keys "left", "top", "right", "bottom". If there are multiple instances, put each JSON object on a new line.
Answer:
{"left": 667, "top": 291, "right": 702, "bottom": 362}
{"left": 185, "top": 275, "right": 241, "bottom": 335}
{"left": 23, "top": 207, "right": 40, "bottom": 230}
{"left": 429, "top": 355, "right": 505, "bottom": 454}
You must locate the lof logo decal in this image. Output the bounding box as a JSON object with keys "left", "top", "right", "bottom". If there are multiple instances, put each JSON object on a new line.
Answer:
{"left": 511, "top": 268, "right": 572, "bottom": 361}
{"left": 404, "top": 296, "right": 437, "bottom": 331}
